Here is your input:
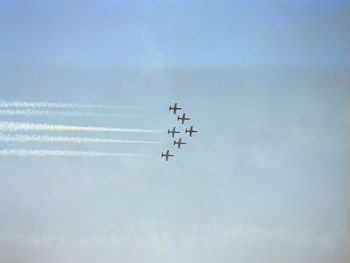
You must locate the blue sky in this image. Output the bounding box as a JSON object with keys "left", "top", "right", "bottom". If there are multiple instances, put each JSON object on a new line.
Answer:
{"left": 0, "top": 0, "right": 349, "bottom": 263}
{"left": 0, "top": 0, "right": 349, "bottom": 67}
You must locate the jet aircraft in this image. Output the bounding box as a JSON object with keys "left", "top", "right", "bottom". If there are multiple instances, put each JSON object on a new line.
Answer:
{"left": 168, "top": 127, "right": 180, "bottom": 138}
{"left": 177, "top": 113, "right": 190, "bottom": 124}
{"left": 185, "top": 126, "right": 198, "bottom": 137}
{"left": 174, "top": 138, "right": 186, "bottom": 149}
{"left": 161, "top": 150, "right": 174, "bottom": 161}
{"left": 169, "top": 103, "right": 182, "bottom": 114}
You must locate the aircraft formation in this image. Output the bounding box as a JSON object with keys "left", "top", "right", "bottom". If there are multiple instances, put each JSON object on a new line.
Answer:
{"left": 161, "top": 103, "right": 198, "bottom": 161}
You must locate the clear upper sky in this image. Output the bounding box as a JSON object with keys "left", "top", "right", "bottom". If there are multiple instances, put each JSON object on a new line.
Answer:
{"left": 0, "top": 0, "right": 349, "bottom": 263}
{"left": 1, "top": 0, "right": 349, "bottom": 67}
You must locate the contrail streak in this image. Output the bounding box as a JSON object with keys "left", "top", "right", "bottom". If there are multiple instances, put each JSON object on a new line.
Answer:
{"left": 0, "top": 100, "right": 142, "bottom": 110}
{"left": 0, "top": 149, "right": 149, "bottom": 157}
{"left": 0, "top": 122, "right": 162, "bottom": 133}
{"left": 0, "top": 109, "right": 141, "bottom": 118}
{"left": 0, "top": 134, "right": 160, "bottom": 144}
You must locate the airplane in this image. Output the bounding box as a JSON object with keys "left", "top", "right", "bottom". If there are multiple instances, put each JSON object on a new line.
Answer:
{"left": 185, "top": 126, "right": 198, "bottom": 137}
{"left": 161, "top": 150, "right": 174, "bottom": 161}
{"left": 168, "top": 127, "right": 180, "bottom": 138}
{"left": 173, "top": 138, "right": 186, "bottom": 149}
{"left": 169, "top": 103, "right": 182, "bottom": 114}
{"left": 177, "top": 113, "right": 190, "bottom": 124}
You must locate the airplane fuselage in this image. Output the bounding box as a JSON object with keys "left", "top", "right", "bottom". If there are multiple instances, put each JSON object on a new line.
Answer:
{"left": 161, "top": 151, "right": 174, "bottom": 161}
{"left": 174, "top": 138, "right": 186, "bottom": 149}
{"left": 178, "top": 114, "right": 190, "bottom": 124}
{"left": 168, "top": 128, "right": 180, "bottom": 138}
{"left": 186, "top": 127, "right": 198, "bottom": 136}
{"left": 169, "top": 103, "right": 182, "bottom": 114}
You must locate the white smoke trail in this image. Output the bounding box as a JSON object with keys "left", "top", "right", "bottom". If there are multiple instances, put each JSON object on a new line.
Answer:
{"left": 0, "top": 149, "right": 149, "bottom": 157}
{"left": 0, "top": 100, "right": 142, "bottom": 110}
{"left": 0, "top": 134, "right": 160, "bottom": 144}
{"left": 0, "top": 121, "right": 162, "bottom": 133}
{"left": 0, "top": 109, "right": 142, "bottom": 118}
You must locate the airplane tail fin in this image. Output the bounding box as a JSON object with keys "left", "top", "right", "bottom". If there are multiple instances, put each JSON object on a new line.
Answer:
{"left": 185, "top": 129, "right": 188, "bottom": 133}
{"left": 173, "top": 141, "right": 176, "bottom": 145}
{"left": 167, "top": 130, "right": 170, "bottom": 134}
{"left": 169, "top": 106, "right": 171, "bottom": 111}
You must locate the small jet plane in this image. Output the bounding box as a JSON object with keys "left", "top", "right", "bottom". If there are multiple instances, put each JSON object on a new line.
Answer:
{"left": 169, "top": 103, "right": 182, "bottom": 114}
{"left": 185, "top": 126, "right": 198, "bottom": 137}
{"left": 168, "top": 127, "right": 180, "bottom": 138}
{"left": 161, "top": 150, "right": 174, "bottom": 161}
{"left": 177, "top": 113, "right": 190, "bottom": 124}
{"left": 174, "top": 138, "right": 186, "bottom": 149}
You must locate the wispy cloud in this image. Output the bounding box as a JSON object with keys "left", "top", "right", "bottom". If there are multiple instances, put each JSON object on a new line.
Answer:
{"left": 0, "top": 100, "right": 143, "bottom": 110}
{"left": 0, "top": 134, "right": 160, "bottom": 144}
{"left": 0, "top": 121, "right": 162, "bottom": 133}
{"left": 0, "top": 109, "right": 142, "bottom": 118}
{"left": 0, "top": 149, "right": 149, "bottom": 157}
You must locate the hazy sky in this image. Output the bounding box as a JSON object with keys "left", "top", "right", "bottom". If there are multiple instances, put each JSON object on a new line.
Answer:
{"left": 0, "top": 0, "right": 349, "bottom": 263}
